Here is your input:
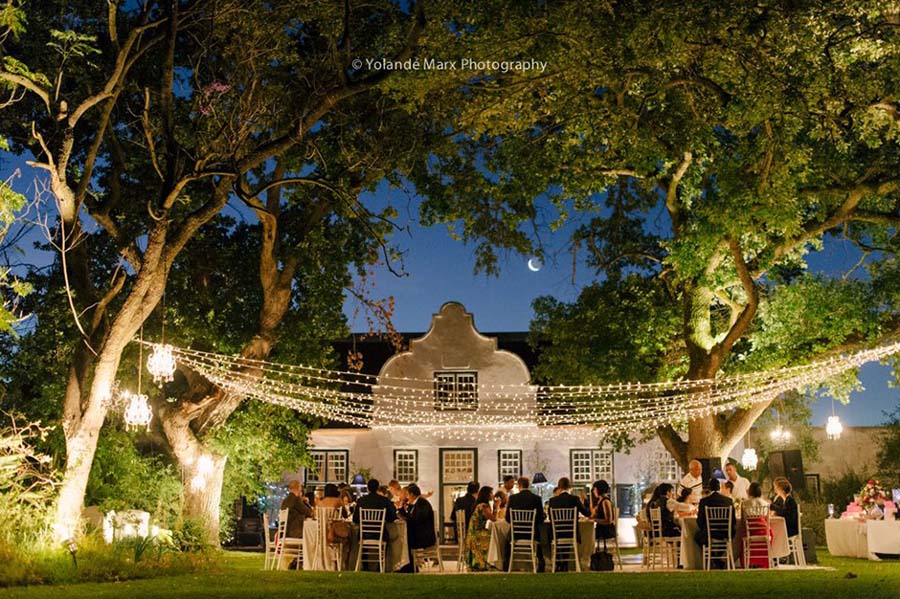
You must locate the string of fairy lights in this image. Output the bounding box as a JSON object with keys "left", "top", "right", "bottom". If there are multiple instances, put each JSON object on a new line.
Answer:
{"left": 105, "top": 338, "right": 900, "bottom": 443}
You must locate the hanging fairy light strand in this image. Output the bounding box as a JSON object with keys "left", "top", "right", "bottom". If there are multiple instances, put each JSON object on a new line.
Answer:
{"left": 135, "top": 339, "right": 900, "bottom": 441}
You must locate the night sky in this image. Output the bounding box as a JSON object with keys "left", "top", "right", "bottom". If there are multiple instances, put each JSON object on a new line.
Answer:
{"left": 3, "top": 152, "right": 896, "bottom": 428}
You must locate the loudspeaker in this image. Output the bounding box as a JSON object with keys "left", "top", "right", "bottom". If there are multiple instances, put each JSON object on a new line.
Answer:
{"left": 696, "top": 457, "right": 723, "bottom": 488}
{"left": 768, "top": 449, "right": 806, "bottom": 492}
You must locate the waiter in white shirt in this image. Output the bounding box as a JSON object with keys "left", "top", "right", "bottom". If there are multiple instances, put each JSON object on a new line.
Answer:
{"left": 724, "top": 462, "right": 750, "bottom": 500}
{"left": 678, "top": 459, "right": 704, "bottom": 504}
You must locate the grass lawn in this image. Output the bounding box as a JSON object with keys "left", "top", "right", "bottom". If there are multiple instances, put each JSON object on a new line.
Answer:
{"left": 4, "top": 550, "right": 899, "bottom": 599}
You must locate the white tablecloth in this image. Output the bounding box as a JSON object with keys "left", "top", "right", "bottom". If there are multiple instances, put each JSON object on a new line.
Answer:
{"left": 826, "top": 519, "right": 900, "bottom": 560}
{"left": 867, "top": 520, "right": 900, "bottom": 557}
{"left": 679, "top": 515, "right": 788, "bottom": 570}
{"left": 825, "top": 519, "right": 869, "bottom": 559}
{"left": 302, "top": 519, "right": 409, "bottom": 571}
{"left": 486, "top": 519, "right": 594, "bottom": 571}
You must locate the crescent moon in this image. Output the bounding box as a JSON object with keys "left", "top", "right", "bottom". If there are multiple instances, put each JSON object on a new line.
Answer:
{"left": 527, "top": 258, "right": 542, "bottom": 272}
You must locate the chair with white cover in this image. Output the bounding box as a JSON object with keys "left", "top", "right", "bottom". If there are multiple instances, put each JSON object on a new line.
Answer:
{"left": 355, "top": 508, "right": 387, "bottom": 572}
{"left": 647, "top": 507, "right": 680, "bottom": 569}
{"left": 455, "top": 509, "right": 467, "bottom": 572}
{"left": 703, "top": 505, "right": 735, "bottom": 571}
{"left": 549, "top": 507, "right": 580, "bottom": 572}
{"left": 742, "top": 504, "right": 772, "bottom": 569}
{"left": 313, "top": 506, "right": 344, "bottom": 571}
{"left": 787, "top": 511, "right": 807, "bottom": 567}
{"left": 262, "top": 513, "right": 278, "bottom": 570}
{"left": 508, "top": 508, "right": 539, "bottom": 573}
{"left": 274, "top": 508, "right": 302, "bottom": 570}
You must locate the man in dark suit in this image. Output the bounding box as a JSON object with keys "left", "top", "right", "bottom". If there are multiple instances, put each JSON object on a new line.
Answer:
{"left": 353, "top": 478, "right": 398, "bottom": 528}
{"left": 695, "top": 478, "right": 736, "bottom": 569}
{"left": 505, "top": 476, "right": 546, "bottom": 571}
{"left": 280, "top": 479, "right": 312, "bottom": 538}
{"left": 547, "top": 477, "right": 589, "bottom": 571}
{"left": 450, "top": 481, "right": 479, "bottom": 531}
{"left": 352, "top": 478, "right": 397, "bottom": 571}
{"left": 398, "top": 484, "right": 436, "bottom": 573}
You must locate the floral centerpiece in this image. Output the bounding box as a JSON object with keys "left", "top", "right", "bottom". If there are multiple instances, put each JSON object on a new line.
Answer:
{"left": 858, "top": 479, "right": 889, "bottom": 511}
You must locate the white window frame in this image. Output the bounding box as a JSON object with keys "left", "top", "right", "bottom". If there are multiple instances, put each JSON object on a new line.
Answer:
{"left": 304, "top": 449, "right": 349, "bottom": 487}
{"left": 498, "top": 449, "right": 522, "bottom": 482}
{"left": 394, "top": 449, "right": 418, "bottom": 485}
{"left": 570, "top": 448, "right": 614, "bottom": 485}
{"left": 433, "top": 371, "right": 478, "bottom": 411}
{"left": 655, "top": 449, "right": 679, "bottom": 482}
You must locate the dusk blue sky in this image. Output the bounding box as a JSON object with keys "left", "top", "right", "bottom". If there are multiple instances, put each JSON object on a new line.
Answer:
{"left": 3, "top": 152, "right": 896, "bottom": 428}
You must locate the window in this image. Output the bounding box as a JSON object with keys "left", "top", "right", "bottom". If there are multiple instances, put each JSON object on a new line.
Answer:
{"left": 498, "top": 449, "right": 522, "bottom": 482}
{"left": 434, "top": 371, "right": 478, "bottom": 411}
{"left": 394, "top": 449, "right": 418, "bottom": 484}
{"left": 570, "top": 449, "right": 614, "bottom": 485}
{"left": 655, "top": 450, "right": 679, "bottom": 482}
{"left": 304, "top": 450, "right": 348, "bottom": 486}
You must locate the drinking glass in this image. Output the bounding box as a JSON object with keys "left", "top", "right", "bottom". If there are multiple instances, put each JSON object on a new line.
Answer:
{"left": 828, "top": 504, "right": 835, "bottom": 518}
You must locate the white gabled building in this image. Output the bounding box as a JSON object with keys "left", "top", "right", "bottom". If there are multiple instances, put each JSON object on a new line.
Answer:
{"left": 305, "top": 301, "right": 747, "bottom": 545}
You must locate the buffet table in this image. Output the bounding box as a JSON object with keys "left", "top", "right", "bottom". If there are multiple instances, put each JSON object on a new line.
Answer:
{"left": 826, "top": 519, "right": 900, "bottom": 560}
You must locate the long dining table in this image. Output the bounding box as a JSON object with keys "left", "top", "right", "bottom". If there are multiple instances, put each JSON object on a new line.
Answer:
{"left": 301, "top": 518, "right": 410, "bottom": 571}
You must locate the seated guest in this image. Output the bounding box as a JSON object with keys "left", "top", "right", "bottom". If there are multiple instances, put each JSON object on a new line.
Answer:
{"left": 505, "top": 477, "right": 545, "bottom": 571}
{"left": 465, "top": 486, "right": 497, "bottom": 571}
{"left": 493, "top": 489, "right": 508, "bottom": 520}
{"left": 280, "top": 479, "right": 313, "bottom": 539}
{"left": 645, "top": 483, "right": 681, "bottom": 538}
{"left": 339, "top": 487, "right": 356, "bottom": 519}
{"left": 770, "top": 477, "right": 800, "bottom": 538}
{"left": 590, "top": 480, "right": 617, "bottom": 541}
{"left": 674, "top": 487, "right": 695, "bottom": 516}
{"left": 741, "top": 481, "right": 772, "bottom": 569}
{"left": 548, "top": 477, "right": 591, "bottom": 518}
{"left": 377, "top": 485, "right": 391, "bottom": 499}
{"left": 353, "top": 478, "right": 397, "bottom": 527}
{"left": 679, "top": 460, "right": 704, "bottom": 504}
{"left": 502, "top": 475, "right": 517, "bottom": 495}
{"left": 400, "top": 484, "right": 436, "bottom": 572}
{"left": 722, "top": 481, "right": 734, "bottom": 499}
{"left": 388, "top": 480, "right": 406, "bottom": 509}
{"left": 744, "top": 482, "right": 767, "bottom": 508}
{"left": 451, "top": 481, "right": 480, "bottom": 529}
{"left": 317, "top": 483, "right": 343, "bottom": 510}
{"left": 548, "top": 478, "right": 589, "bottom": 571}
{"left": 695, "top": 478, "right": 736, "bottom": 568}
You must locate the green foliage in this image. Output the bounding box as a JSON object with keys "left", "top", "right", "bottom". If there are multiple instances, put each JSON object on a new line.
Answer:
{"left": 84, "top": 427, "right": 181, "bottom": 527}
{"left": 823, "top": 470, "right": 868, "bottom": 515}
{"left": 876, "top": 405, "right": 900, "bottom": 486}
{"left": 0, "top": 413, "right": 57, "bottom": 546}
{"left": 170, "top": 519, "right": 210, "bottom": 554}
{"left": 0, "top": 530, "right": 211, "bottom": 587}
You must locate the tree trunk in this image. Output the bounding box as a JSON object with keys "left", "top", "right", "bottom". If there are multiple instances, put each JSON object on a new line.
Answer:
{"left": 159, "top": 400, "right": 228, "bottom": 543}
{"left": 53, "top": 352, "right": 123, "bottom": 540}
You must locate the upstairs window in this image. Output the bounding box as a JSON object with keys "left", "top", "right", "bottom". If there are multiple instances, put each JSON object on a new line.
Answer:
{"left": 434, "top": 371, "right": 478, "bottom": 411}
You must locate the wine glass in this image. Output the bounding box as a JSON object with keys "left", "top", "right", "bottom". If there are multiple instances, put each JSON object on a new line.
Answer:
{"left": 828, "top": 504, "right": 835, "bottom": 519}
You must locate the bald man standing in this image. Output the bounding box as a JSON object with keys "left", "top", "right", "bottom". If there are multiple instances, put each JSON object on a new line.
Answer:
{"left": 678, "top": 460, "right": 704, "bottom": 504}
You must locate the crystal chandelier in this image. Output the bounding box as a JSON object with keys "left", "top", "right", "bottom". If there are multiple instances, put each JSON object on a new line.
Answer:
{"left": 121, "top": 390, "right": 152, "bottom": 431}
{"left": 769, "top": 425, "right": 792, "bottom": 443}
{"left": 826, "top": 415, "right": 843, "bottom": 440}
{"left": 147, "top": 344, "right": 176, "bottom": 384}
{"left": 741, "top": 448, "right": 758, "bottom": 471}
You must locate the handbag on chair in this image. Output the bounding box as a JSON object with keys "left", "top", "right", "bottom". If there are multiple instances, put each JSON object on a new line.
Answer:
{"left": 590, "top": 537, "right": 615, "bottom": 572}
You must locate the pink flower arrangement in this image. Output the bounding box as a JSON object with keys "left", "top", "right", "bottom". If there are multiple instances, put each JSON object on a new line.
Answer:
{"left": 858, "top": 478, "right": 889, "bottom": 510}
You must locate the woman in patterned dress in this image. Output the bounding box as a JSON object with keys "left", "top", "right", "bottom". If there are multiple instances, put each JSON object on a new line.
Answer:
{"left": 465, "top": 486, "right": 496, "bottom": 570}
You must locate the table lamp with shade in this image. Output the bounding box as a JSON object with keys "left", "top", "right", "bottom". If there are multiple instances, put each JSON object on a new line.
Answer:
{"left": 350, "top": 473, "right": 367, "bottom": 495}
